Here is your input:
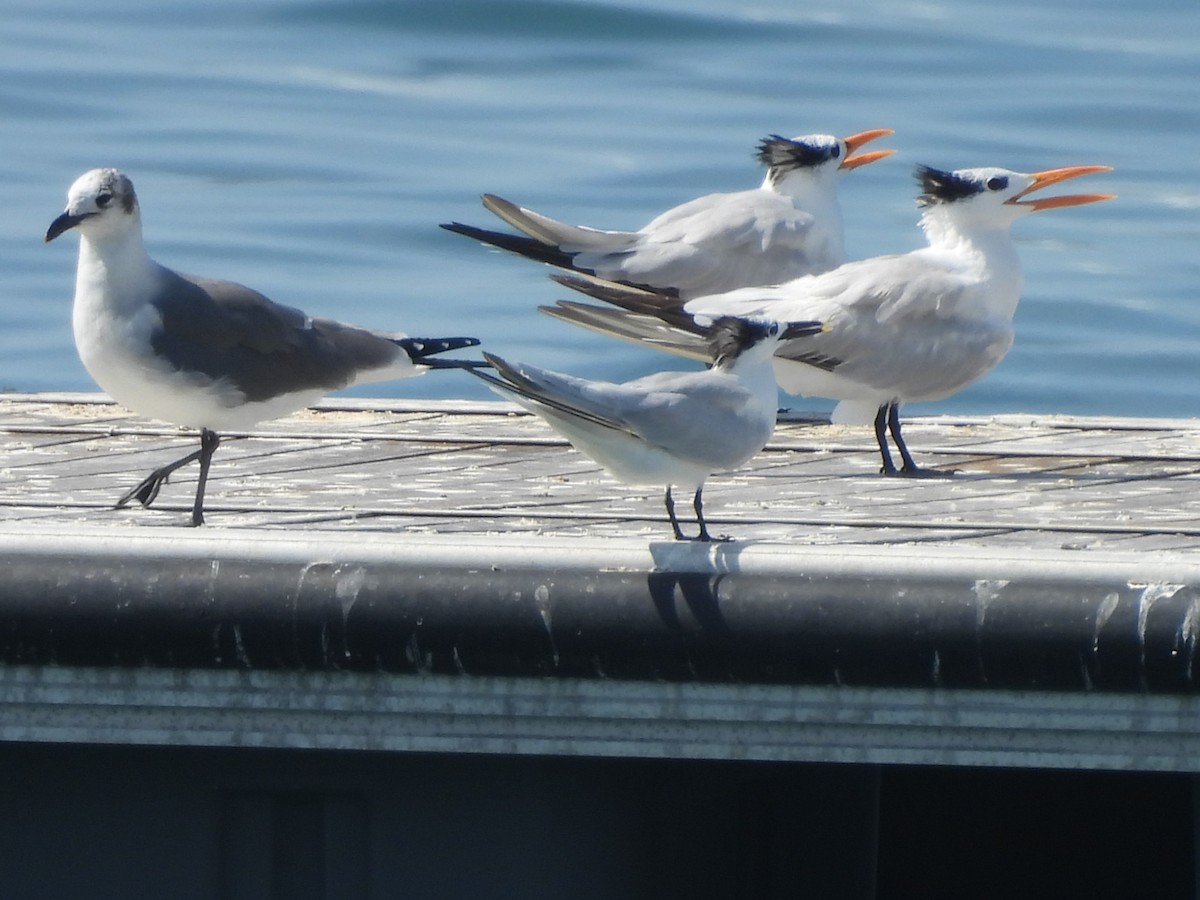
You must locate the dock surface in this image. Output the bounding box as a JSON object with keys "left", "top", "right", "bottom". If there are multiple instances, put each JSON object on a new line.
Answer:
{"left": 2, "top": 392, "right": 1199, "bottom": 550}
{"left": 4, "top": 393, "right": 1200, "bottom": 772}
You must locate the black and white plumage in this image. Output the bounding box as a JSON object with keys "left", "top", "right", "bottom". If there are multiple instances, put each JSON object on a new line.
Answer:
{"left": 45, "top": 167, "right": 484, "bottom": 525}
{"left": 471, "top": 316, "right": 823, "bottom": 541}
{"left": 441, "top": 129, "right": 894, "bottom": 298}
{"left": 547, "top": 163, "right": 1114, "bottom": 475}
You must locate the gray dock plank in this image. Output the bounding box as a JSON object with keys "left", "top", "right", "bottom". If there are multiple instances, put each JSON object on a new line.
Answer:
{"left": 1, "top": 392, "right": 1198, "bottom": 549}
{"left": 7, "top": 393, "right": 1200, "bottom": 767}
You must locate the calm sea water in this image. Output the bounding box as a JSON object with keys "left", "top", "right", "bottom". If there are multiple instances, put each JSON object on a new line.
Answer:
{"left": 0, "top": 0, "right": 1196, "bottom": 417}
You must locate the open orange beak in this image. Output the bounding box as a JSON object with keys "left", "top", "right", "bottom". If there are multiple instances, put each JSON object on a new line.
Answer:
{"left": 1008, "top": 165, "right": 1115, "bottom": 211}
{"left": 840, "top": 128, "right": 896, "bottom": 171}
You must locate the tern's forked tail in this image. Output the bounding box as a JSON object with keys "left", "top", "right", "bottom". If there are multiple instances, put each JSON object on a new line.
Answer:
{"left": 440, "top": 221, "right": 582, "bottom": 272}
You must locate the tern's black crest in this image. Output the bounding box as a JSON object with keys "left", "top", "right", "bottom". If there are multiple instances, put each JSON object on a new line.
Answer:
{"left": 757, "top": 135, "right": 838, "bottom": 182}
{"left": 707, "top": 316, "right": 773, "bottom": 368}
{"left": 914, "top": 165, "right": 985, "bottom": 207}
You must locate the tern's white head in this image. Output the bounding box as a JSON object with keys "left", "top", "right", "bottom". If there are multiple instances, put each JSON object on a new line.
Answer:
{"left": 758, "top": 128, "right": 894, "bottom": 194}
{"left": 45, "top": 168, "right": 141, "bottom": 244}
{"left": 914, "top": 163, "right": 1114, "bottom": 235}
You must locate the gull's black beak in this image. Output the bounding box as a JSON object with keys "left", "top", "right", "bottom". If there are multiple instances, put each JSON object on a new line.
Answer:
{"left": 44, "top": 211, "right": 89, "bottom": 243}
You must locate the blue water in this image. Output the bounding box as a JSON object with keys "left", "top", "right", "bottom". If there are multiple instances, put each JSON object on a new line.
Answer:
{"left": 0, "top": 0, "right": 1196, "bottom": 417}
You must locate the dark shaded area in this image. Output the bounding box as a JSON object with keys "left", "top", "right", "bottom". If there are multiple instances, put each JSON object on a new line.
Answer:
{"left": 877, "top": 766, "right": 1195, "bottom": 899}
{"left": 0, "top": 742, "right": 1191, "bottom": 898}
{"left": 0, "top": 743, "right": 878, "bottom": 900}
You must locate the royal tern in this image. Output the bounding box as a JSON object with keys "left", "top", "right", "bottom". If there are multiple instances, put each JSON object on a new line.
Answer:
{"left": 45, "top": 168, "right": 484, "bottom": 525}
{"left": 470, "top": 316, "right": 824, "bottom": 541}
{"left": 548, "top": 163, "right": 1114, "bottom": 475}
{"left": 441, "top": 129, "right": 894, "bottom": 298}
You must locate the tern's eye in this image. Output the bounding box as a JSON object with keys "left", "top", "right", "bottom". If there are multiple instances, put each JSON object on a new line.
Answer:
{"left": 96, "top": 192, "right": 113, "bottom": 208}
{"left": 986, "top": 176, "right": 1008, "bottom": 191}
{"left": 830, "top": 145, "right": 841, "bottom": 159}
{"left": 768, "top": 322, "right": 780, "bottom": 336}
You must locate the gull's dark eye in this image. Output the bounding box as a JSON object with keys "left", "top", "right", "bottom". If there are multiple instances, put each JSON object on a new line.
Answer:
{"left": 96, "top": 192, "right": 113, "bottom": 208}
{"left": 986, "top": 176, "right": 1008, "bottom": 191}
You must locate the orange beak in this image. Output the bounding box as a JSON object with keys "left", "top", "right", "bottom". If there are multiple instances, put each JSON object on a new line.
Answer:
{"left": 1008, "top": 165, "right": 1116, "bottom": 211}
{"left": 840, "top": 128, "right": 896, "bottom": 171}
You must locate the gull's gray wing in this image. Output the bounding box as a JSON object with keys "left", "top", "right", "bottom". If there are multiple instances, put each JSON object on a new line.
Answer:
{"left": 148, "top": 266, "right": 400, "bottom": 402}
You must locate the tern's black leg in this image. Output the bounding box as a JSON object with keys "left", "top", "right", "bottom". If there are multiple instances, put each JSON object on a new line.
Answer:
{"left": 116, "top": 428, "right": 222, "bottom": 525}
{"left": 693, "top": 487, "right": 713, "bottom": 541}
{"left": 692, "top": 487, "right": 732, "bottom": 543}
{"left": 874, "top": 404, "right": 900, "bottom": 475}
{"left": 664, "top": 486, "right": 687, "bottom": 540}
{"left": 664, "top": 486, "right": 731, "bottom": 541}
{"left": 886, "top": 404, "right": 954, "bottom": 478}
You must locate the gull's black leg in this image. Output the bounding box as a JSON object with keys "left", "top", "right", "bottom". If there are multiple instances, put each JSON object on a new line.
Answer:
{"left": 117, "top": 446, "right": 204, "bottom": 510}
{"left": 664, "top": 486, "right": 687, "bottom": 540}
{"left": 189, "top": 429, "right": 221, "bottom": 526}
{"left": 116, "top": 428, "right": 223, "bottom": 524}
{"left": 874, "top": 404, "right": 899, "bottom": 475}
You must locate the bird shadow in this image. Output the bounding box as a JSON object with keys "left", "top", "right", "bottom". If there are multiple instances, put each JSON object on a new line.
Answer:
{"left": 644, "top": 539, "right": 759, "bottom": 636}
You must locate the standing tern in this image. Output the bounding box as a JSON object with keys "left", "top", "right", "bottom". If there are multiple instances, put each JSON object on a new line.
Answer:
{"left": 470, "top": 316, "right": 824, "bottom": 541}
{"left": 441, "top": 129, "right": 894, "bottom": 298}
{"left": 548, "top": 163, "right": 1114, "bottom": 475}
{"left": 45, "top": 168, "right": 484, "bottom": 525}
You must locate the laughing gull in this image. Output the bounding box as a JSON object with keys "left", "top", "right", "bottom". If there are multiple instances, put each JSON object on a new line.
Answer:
{"left": 441, "top": 129, "right": 894, "bottom": 298}
{"left": 547, "top": 163, "right": 1114, "bottom": 475}
{"left": 470, "top": 315, "right": 823, "bottom": 541}
{"left": 45, "top": 167, "right": 484, "bottom": 525}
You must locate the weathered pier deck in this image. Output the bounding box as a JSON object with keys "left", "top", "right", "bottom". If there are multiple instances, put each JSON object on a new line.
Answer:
{"left": 3, "top": 390, "right": 1200, "bottom": 764}
{"left": 3, "top": 393, "right": 1200, "bottom": 896}
{"left": 3, "top": 392, "right": 1200, "bottom": 549}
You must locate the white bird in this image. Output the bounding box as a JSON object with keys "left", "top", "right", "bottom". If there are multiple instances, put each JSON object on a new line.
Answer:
{"left": 548, "top": 163, "right": 1114, "bottom": 475}
{"left": 470, "top": 316, "right": 824, "bottom": 541}
{"left": 45, "top": 168, "right": 485, "bottom": 525}
{"left": 441, "top": 129, "right": 894, "bottom": 298}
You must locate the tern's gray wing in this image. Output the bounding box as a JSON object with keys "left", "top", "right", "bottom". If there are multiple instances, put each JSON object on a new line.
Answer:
{"left": 688, "top": 254, "right": 1012, "bottom": 399}
{"left": 550, "top": 273, "right": 694, "bottom": 328}
{"left": 439, "top": 194, "right": 643, "bottom": 282}
{"left": 595, "top": 189, "right": 829, "bottom": 293}
{"left": 481, "top": 194, "right": 640, "bottom": 253}
{"left": 472, "top": 354, "right": 640, "bottom": 438}
{"left": 539, "top": 301, "right": 711, "bottom": 362}
{"left": 640, "top": 189, "right": 816, "bottom": 250}
{"left": 478, "top": 355, "right": 764, "bottom": 471}
{"left": 149, "top": 267, "right": 400, "bottom": 402}
{"left": 614, "top": 369, "right": 771, "bottom": 468}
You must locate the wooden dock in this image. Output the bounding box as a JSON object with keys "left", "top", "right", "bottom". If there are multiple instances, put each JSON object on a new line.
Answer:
{"left": 2, "top": 392, "right": 1199, "bottom": 550}
{"left": 3, "top": 391, "right": 1200, "bottom": 773}
{"left": 4, "top": 393, "right": 1200, "bottom": 897}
